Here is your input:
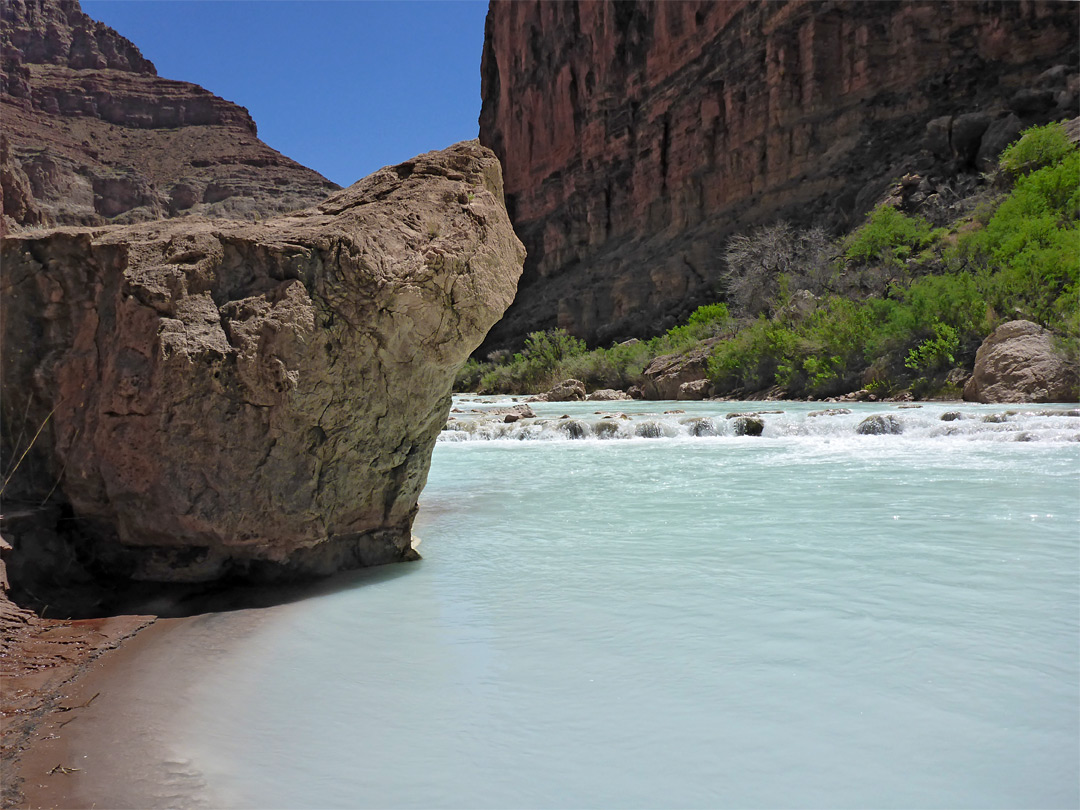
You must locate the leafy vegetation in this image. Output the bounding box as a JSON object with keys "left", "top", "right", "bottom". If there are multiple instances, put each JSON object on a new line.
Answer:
{"left": 998, "top": 121, "right": 1075, "bottom": 178}
{"left": 842, "top": 205, "right": 941, "bottom": 265}
{"left": 456, "top": 123, "right": 1078, "bottom": 399}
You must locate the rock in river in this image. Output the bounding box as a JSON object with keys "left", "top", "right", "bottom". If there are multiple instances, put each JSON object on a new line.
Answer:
{"left": 1, "top": 141, "right": 525, "bottom": 582}
{"left": 963, "top": 320, "right": 1079, "bottom": 404}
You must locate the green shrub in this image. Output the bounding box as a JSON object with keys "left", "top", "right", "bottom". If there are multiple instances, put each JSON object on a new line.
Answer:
{"left": 999, "top": 122, "right": 1075, "bottom": 178}
{"left": 963, "top": 148, "right": 1079, "bottom": 332}
{"left": 454, "top": 357, "right": 485, "bottom": 392}
{"left": 662, "top": 303, "right": 732, "bottom": 349}
{"left": 843, "top": 205, "right": 939, "bottom": 264}
{"left": 905, "top": 321, "right": 960, "bottom": 373}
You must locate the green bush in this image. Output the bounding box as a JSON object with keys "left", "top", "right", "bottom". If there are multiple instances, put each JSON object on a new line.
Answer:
{"left": 661, "top": 303, "right": 732, "bottom": 349}
{"left": 905, "top": 321, "right": 960, "bottom": 373}
{"left": 963, "top": 147, "right": 1079, "bottom": 332}
{"left": 843, "top": 205, "right": 939, "bottom": 264}
{"left": 999, "top": 122, "right": 1075, "bottom": 178}
{"left": 454, "top": 357, "right": 485, "bottom": 392}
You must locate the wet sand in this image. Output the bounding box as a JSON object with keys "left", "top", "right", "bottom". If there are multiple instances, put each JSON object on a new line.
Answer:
{"left": 4, "top": 606, "right": 277, "bottom": 810}
{"left": 2, "top": 560, "right": 413, "bottom": 809}
{"left": 1, "top": 599, "right": 154, "bottom": 809}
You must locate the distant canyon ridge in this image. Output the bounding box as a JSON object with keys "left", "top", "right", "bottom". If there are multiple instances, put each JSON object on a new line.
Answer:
{"left": 0, "top": 0, "right": 339, "bottom": 230}
{"left": 478, "top": 0, "right": 1079, "bottom": 350}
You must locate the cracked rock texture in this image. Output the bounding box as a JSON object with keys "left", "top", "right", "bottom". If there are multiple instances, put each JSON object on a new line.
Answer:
{"left": 1, "top": 141, "right": 525, "bottom": 582}
{"left": 0, "top": 0, "right": 340, "bottom": 232}
{"left": 478, "top": 0, "right": 1078, "bottom": 349}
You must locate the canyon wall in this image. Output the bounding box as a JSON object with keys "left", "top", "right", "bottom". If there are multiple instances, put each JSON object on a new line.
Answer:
{"left": 1, "top": 0, "right": 339, "bottom": 231}
{"left": 479, "top": 0, "right": 1079, "bottom": 349}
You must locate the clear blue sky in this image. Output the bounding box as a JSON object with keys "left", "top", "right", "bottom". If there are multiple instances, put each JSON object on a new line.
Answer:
{"left": 82, "top": 1, "right": 490, "bottom": 188}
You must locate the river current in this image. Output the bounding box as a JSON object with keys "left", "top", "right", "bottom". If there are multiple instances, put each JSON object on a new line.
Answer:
{"left": 172, "top": 398, "right": 1078, "bottom": 809}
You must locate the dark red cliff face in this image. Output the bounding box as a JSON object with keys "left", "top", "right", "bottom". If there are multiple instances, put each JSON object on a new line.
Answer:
{"left": 479, "top": 0, "right": 1079, "bottom": 349}
{"left": 1, "top": 0, "right": 339, "bottom": 231}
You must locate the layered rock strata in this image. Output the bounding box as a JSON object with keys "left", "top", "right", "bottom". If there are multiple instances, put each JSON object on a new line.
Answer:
{"left": 1, "top": 0, "right": 339, "bottom": 231}
{"left": 479, "top": 0, "right": 1079, "bottom": 348}
{"left": 1, "top": 141, "right": 525, "bottom": 583}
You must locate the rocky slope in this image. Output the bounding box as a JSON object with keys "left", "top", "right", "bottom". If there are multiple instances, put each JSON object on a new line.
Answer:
{"left": 479, "top": 0, "right": 1079, "bottom": 349}
{"left": 2, "top": 141, "right": 525, "bottom": 586}
{"left": 0, "top": 0, "right": 339, "bottom": 231}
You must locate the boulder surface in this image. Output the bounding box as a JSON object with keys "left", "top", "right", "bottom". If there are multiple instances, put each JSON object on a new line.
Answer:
{"left": 963, "top": 320, "right": 1078, "bottom": 403}
{"left": 1, "top": 141, "right": 525, "bottom": 582}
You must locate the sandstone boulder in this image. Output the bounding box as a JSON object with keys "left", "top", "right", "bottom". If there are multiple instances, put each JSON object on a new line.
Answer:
{"left": 585, "top": 388, "right": 631, "bottom": 402}
{"left": 542, "top": 379, "right": 587, "bottom": 402}
{"left": 1, "top": 141, "right": 525, "bottom": 583}
{"left": 642, "top": 340, "right": 719, "bottom": 400}
{"left": 962, "top": 320, "right": 1079, "bottom": 403}
{"left": 976, "top": 114, "right": 1024, "bottom": 170}
{"left": 677, "top": 379, "right": 710, "bottom": 401}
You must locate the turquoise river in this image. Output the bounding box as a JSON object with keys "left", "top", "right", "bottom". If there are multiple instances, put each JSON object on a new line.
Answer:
{"left": 81, "top": 398, "right": 1080, "bottom": 809}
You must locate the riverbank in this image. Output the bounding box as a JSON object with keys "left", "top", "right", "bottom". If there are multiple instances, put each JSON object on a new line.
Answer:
{"left": 2, "top": 566, "right": 376, "bottom": 810}
{"left": 1, "top": 596, "right": 155, "bottom": 808}
{"left": 3, "top": 606, "right": 283, "bottom": 810}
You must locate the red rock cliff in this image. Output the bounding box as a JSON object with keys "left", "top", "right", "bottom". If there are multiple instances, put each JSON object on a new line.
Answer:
{"left": 479, "top": 0, "right": 1078, "bottom": 348}
{"left": 1, "top": 0, "right": 339, "bottom": 230}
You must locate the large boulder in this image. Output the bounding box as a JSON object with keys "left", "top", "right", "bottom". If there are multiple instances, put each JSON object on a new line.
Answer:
{"left": 537, "top": 378, "right": 586, "bottom": 402}
{"left": 1, "top": 141, "right": 525, "bottom": 582}
{"left": 963, "top": 320, "right": 1078, "bottom": 404}
{"left": 642, "top": 339, "right": 720, "bottom": 400}
{"left": 585, "top": 388, "right": 631, "bottom": 402}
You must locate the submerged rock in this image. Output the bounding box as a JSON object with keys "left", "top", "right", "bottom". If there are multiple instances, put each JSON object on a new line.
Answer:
{"left": 856, "top": 415, "right": 904, "bottom": 435}
{"left": 559, "top": 419, "right": 588, "bottom": 439}
{"left": 732, "top": 417, "right": 765, "bottom": 437}
{"left": 635, "top": 421, "right": 665, "bottom": 439}
{"left": 683, "top": 417, "right": 718, "bottom": 437}
{"left": 963, "top": 320, "right": 1079, "bottom": 403}
{"left": 1, "top": 141, "right": 525, "bottom": 583}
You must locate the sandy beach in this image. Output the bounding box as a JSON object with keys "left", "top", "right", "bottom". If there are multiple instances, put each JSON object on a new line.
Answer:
{"left": 2, "top": 601, "right": 282, "bottom": 810}
{"left": 1, "top": 603, "right": 155, "bottom": 809}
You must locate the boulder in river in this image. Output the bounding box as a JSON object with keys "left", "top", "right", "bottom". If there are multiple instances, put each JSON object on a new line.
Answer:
{"left": 585, "top": 388, "right": 632, "bottom": 401}
{"left": 856, "top": 415, "right": 904, "bottom": 435}
{"left": 542, "top": 379, "right": 587, "bottom": 402}
{"left": 963, "top": 320, "right": 1079, "bottom": 403}
{"left": 0, "top": 141, "right": 525, "bottom": 583}
{"left": 732, "top": 416, "right": 765, "bottom": 436}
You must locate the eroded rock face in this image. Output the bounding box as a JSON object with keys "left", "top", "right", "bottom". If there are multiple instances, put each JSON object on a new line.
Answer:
{"left": 585, "top": 388, "right": 631, "bottom": 401}
{"left": 642, "top": 339, "right": 719, "bottom": 400}
{"left": 963, "top": 320, "right": 1079, "bottom": 404}
{"left": 0, "top": 0, "right": 340, "bottom": 231}
{"left": 479, "top": 0, "right": 1077, "bottom": 348}
{"left": 1, "top": 142, "right": 525, "bottom": 582}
